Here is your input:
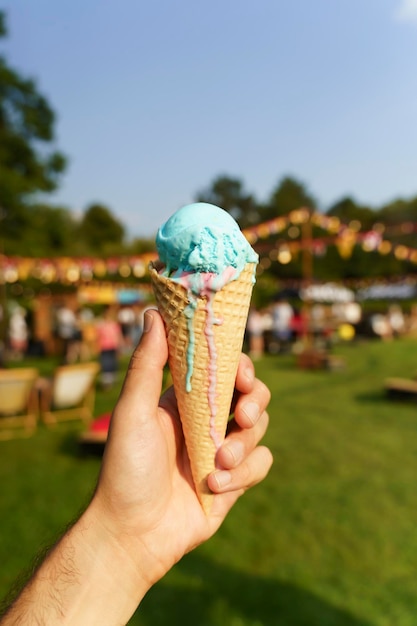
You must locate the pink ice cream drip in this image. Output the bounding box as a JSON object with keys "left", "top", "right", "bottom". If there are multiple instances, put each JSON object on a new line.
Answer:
{"left": 169, "top": 266, "right": 238, "bottom": 450}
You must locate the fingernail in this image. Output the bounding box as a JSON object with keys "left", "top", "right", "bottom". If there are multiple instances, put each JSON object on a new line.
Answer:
{"left": 242, "top": 401, "right": 259, "bottom": 425}
{"left": 143, "top": 310, "right": 154, "bottom": 333}
{"left": 213, "top": 470, "right": 232, "bottom": 489}
{"left": 223, "top": 440, "right": 244, "bottom": 465}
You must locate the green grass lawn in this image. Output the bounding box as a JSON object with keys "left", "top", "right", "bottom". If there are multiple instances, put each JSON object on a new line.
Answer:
{"left": 1, "top": 338, "right": 417, "bottom": 625}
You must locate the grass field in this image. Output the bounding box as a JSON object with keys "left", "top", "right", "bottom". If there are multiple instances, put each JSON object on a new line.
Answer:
{"left": 1, "top": 337, "right": 417, "bottom": 625}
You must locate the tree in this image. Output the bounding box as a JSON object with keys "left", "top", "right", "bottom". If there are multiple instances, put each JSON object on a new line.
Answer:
{"left": 78, "top": 204, "right": 125, "bottom": 252}
{"left": 0, "top": 11, "right": 66, "bottom": 247}
{"left": 21, "top": 204, "right": 78, "bottom": 257}
{"left": 128, "top": 237, "right": 157, "bottom": 255}
{"left": 379, "top": 196, "right": 417, "bottom": 226}
{"left": 195, "top": 175, "right": 260, "bottom": 228}
{"left": 326, "top": 196, "right": 376, "bottom": 230}
{"left": 263, "top": 176, "right": 316, "bottom": 220}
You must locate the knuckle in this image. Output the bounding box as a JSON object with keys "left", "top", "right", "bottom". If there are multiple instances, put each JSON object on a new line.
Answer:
{"left": 238, "top": 459, "right": 252, "bottom": 484}
{"left": 255, "top": 411, "right": 270, "bottom": 440}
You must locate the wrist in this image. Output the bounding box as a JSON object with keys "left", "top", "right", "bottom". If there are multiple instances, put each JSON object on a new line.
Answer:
{"left": 82, "top": 494, "right": 175, "bottom": 592}
{"left": 72, "top": 505, "right": 153, "bottom": 615}
{"left": 1, "top": 506, "right": 152, "bottom": 626}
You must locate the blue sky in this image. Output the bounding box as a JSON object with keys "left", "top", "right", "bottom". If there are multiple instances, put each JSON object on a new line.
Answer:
{"left": 3, "top": 0, "right": 417, "bottom": 237}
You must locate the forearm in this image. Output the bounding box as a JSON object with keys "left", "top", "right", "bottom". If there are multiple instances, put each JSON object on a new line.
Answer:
{"left": 0, "top": 506, "right": 151, "bottom": 626}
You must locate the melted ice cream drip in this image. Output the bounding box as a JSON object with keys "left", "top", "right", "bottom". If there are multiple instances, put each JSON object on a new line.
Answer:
{"left": 167, "top": 266, "right": 237, "bottom": 449}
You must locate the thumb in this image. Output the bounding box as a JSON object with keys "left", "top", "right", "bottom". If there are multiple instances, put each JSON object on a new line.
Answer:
{"left": 112, "top": 309, "right": 168, "bottom": 428}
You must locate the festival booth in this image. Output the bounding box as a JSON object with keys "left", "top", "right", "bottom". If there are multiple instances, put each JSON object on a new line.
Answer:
{"left": 293, "top": 282, "right": 358, "bottom": 369}
{"left": 31, "top": 282, "right": 151, "bottom": 357}
{"left": 300, "top": 282, "right": 360, "bottom": 337}
{"left": 356, "top": 281, "right": 417, "bottom": 340}
{"left": 0, "top": 252, "right": 157, "bottom": 357}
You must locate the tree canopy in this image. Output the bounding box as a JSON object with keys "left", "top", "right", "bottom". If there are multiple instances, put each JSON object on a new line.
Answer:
{"left": 0, "top": 12, "right": 67, "bottom": 249}
{"left": 78, "top": 204, "right": 125, "bottom": 253}
{"left": 193, "top": 174, "right": 417, "bottom": 282}
{"left": 264, "top": 176, "right": 317, "bottom": 219}
{"left": 195, "top": 175, "right": 259, "bottom": 228}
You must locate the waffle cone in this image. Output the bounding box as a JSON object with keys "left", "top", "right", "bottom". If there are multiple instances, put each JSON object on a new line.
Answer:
{"left": 150, "top": 262, "right": 256, "bottom": 513}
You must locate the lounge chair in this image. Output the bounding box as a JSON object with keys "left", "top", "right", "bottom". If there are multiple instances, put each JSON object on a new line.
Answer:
{"left": 384, "top": 377, "right": 417, "bottom": 400}
{"left": 40, "top": 362, "right": 100, "bottom": 426}
{"left": 0, "top": 368, "right": 39, "bottom": 439}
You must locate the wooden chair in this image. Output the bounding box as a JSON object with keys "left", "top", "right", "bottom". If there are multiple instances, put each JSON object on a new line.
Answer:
{"left": 384, "top": 377, "right": 417, "bottom": 400}
{"left": 0, "top": 368, "right": 39, "bottom": 439}
{"left": 40, "top": 362, "right": 100, "bottom": 426}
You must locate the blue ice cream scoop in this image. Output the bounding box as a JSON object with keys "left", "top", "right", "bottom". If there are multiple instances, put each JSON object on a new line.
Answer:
{"left": 156, "top": 202, "right": 258, "bottom": 276}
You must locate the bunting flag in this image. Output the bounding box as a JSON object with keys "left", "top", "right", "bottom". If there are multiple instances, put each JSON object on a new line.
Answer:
{"left": 242, "top": 211, "right": 417, "bottom": 266}
{"left": 0, "top": 252, "right": 157, "bottom": 285}
{"left": 1, "top": 211, "right": 417, "bottom": 285}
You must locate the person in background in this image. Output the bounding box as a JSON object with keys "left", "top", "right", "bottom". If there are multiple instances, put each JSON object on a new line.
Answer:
{"left": 387, "top": 304, "right": 405, "bottom": 338}
{"left": 246, "top": 306, "right": 265, "bottom": 359}
{"left": 407, "top": 304, "right": 417, "bottom": 337}
{"left": 96, "top": 305, "right": 123, "bottom": 389}
{"left": 117, "top": 304, "right": 135, "bottom": 353}
{"left": 8, "top": 306, "right": 28, "bottom": 360}
{"left": 271, "top": 296, "right": 294, "bottom": 352}
{"left": 0, "top": 309, "right": 272, "bottom": 625}
{"left": 55, "top": 304, "right": 79, "bottom": 363}
{"left": 289, "top": 306, "right": 307, "bottom": 343}
{"left": 78, "top": 307, "right": 97, "bottom": 360}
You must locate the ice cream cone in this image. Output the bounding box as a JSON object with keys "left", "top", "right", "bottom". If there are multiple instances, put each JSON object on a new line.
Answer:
{"left": 150, "top": 261, "right": 256, "bottom": 513}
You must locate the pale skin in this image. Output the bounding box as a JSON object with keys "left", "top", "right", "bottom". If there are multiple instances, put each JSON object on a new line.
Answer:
{"left": 0, "top": 310, "right": 273, "bottom": 625}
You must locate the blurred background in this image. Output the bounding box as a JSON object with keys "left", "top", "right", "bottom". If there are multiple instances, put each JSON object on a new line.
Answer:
{"left": 1, "top": 2, "right": 417, "bottom": 624}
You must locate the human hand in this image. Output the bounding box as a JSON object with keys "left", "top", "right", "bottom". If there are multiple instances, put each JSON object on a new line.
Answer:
{"left": 88, "top": 309, "right": 273, "bottom": 598}
{"left": 0, "top": 309, "right": 272, "bottom": 626}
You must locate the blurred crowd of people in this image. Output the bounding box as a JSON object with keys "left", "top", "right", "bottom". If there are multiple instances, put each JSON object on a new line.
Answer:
{"left": 54, "top": 303, "right": 147, "bottom": 388}
{"left": 3, "top": 296, "right": 417, "bottom": 375}
{"left": 53, "top": 303, "right": 146, "bottom": 366}
{"left": 245, "top": 298, "right": 417, "bottom": 360}
{"left": 3, "top": 301, "right": 147, "bottom": 389}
